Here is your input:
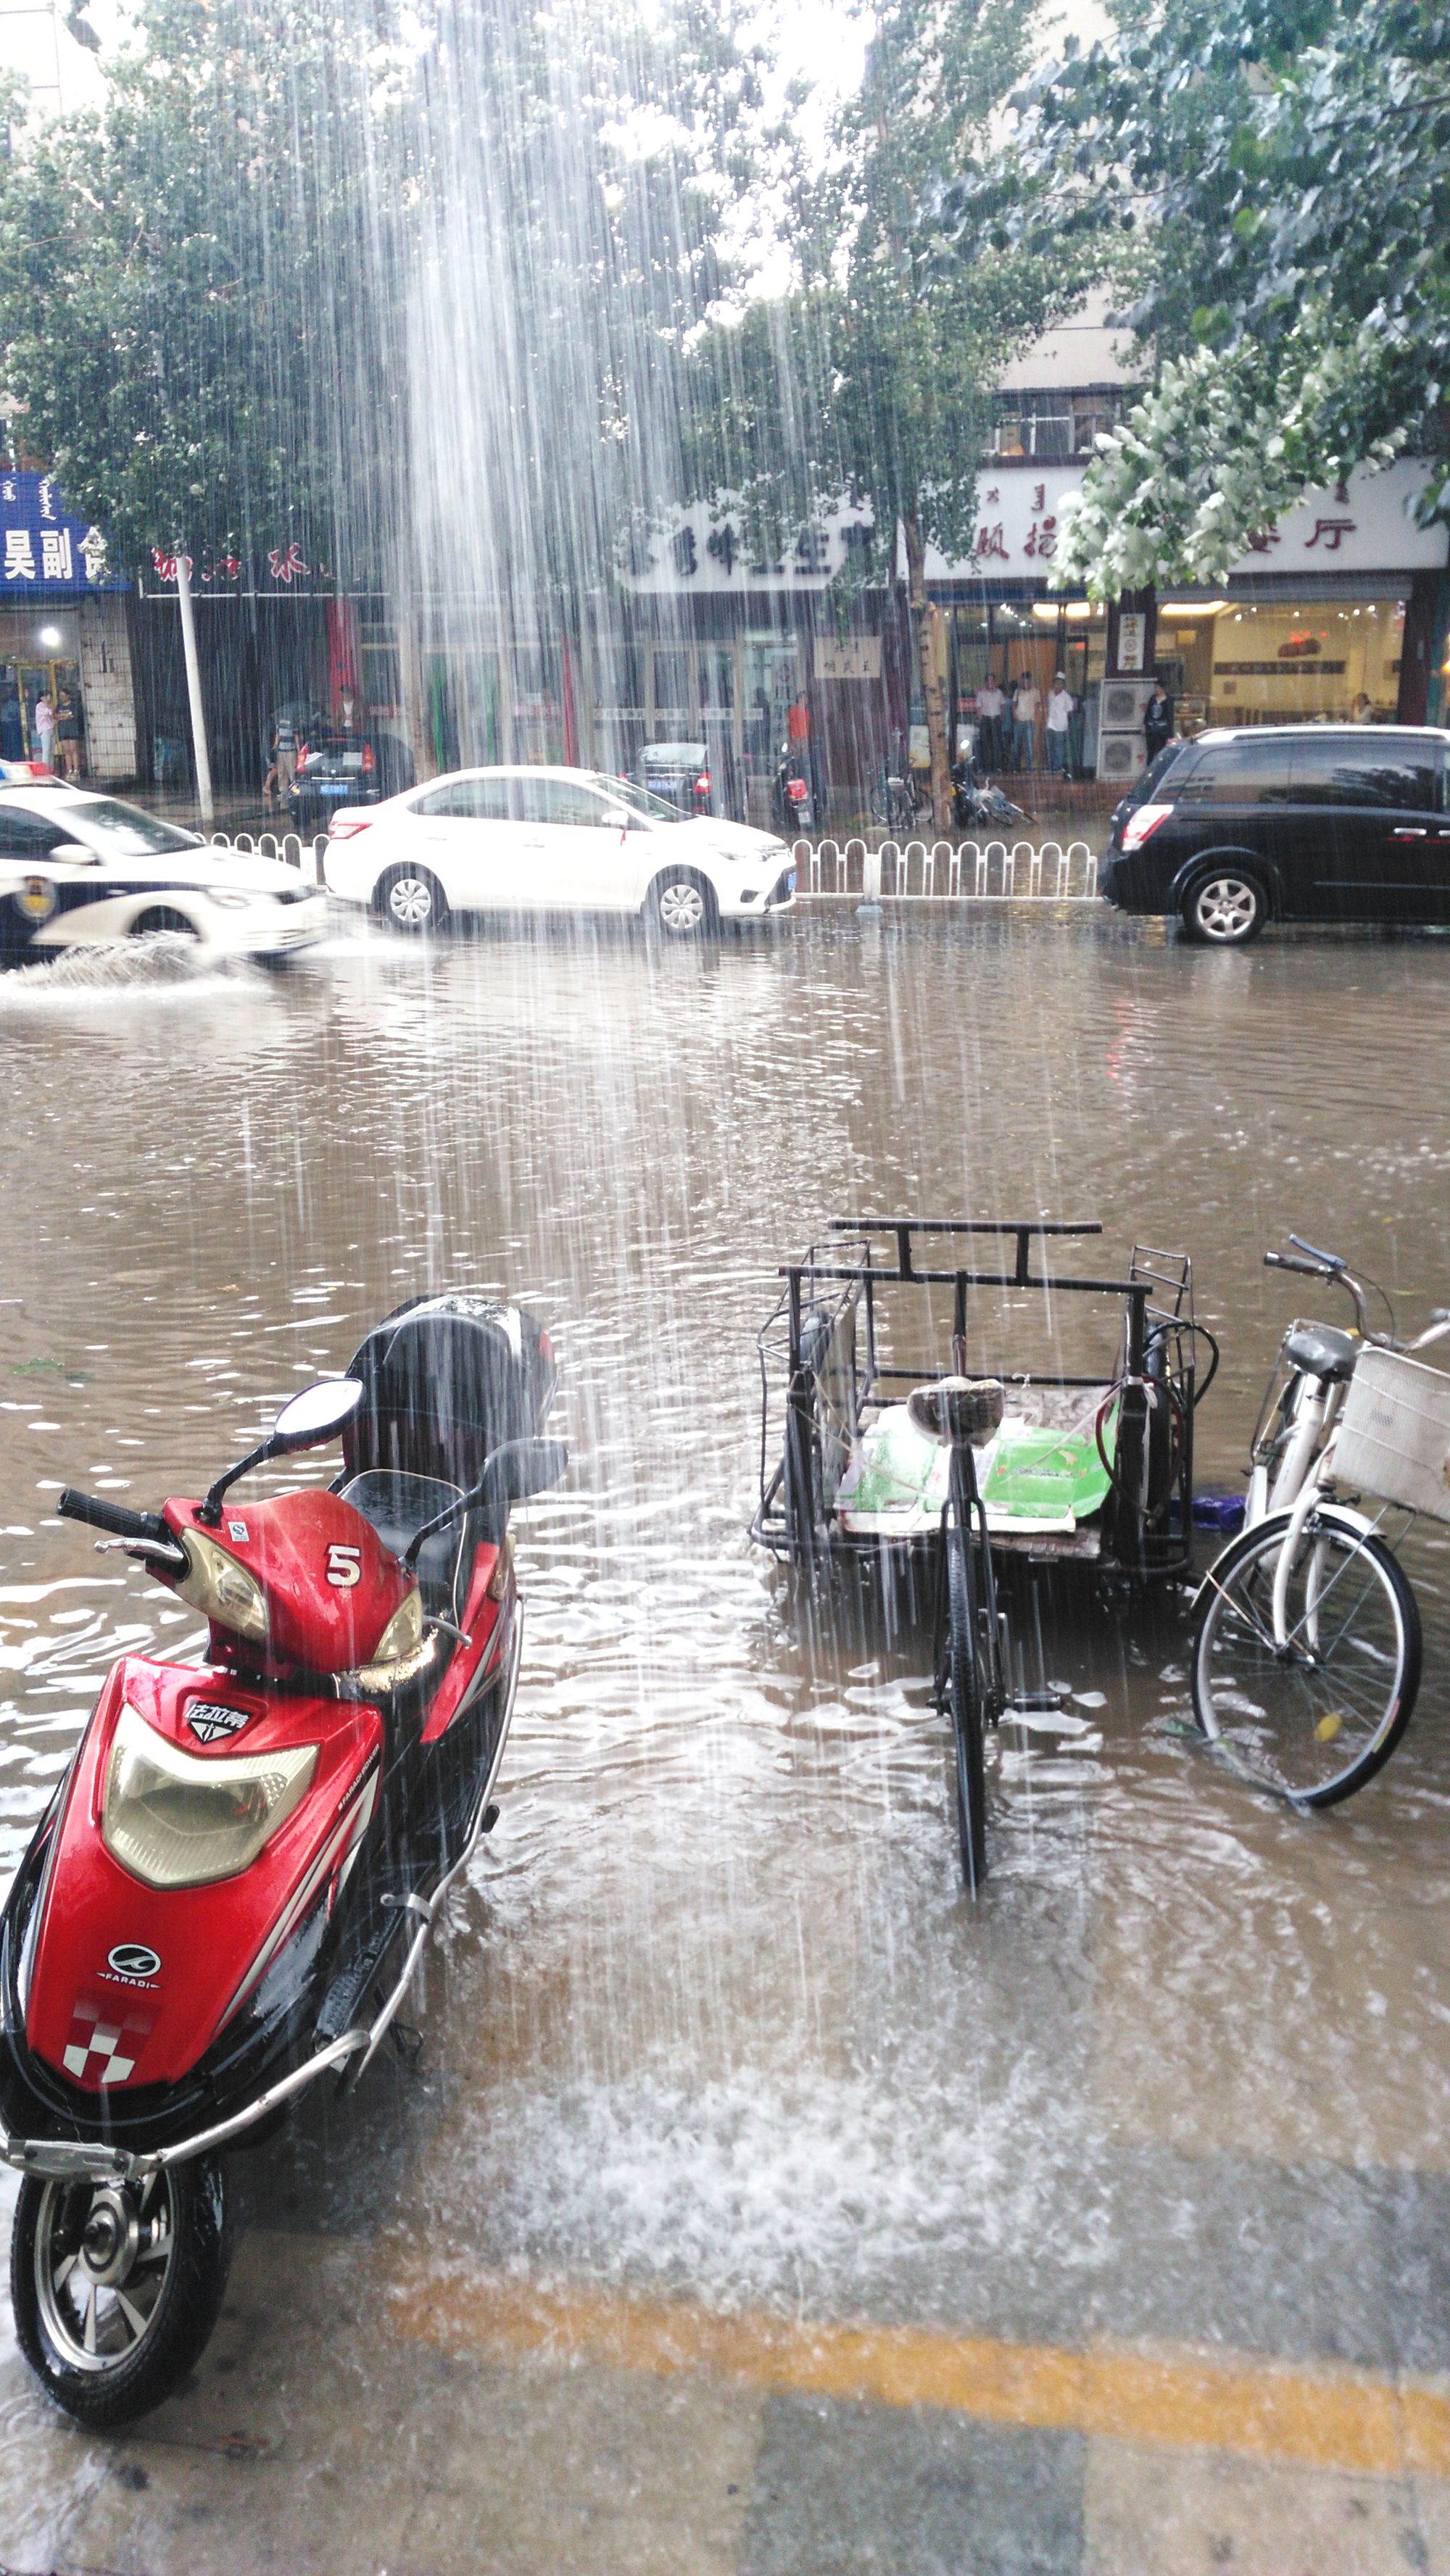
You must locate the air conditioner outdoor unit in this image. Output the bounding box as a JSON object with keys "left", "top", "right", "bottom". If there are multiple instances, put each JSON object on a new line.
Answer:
{"left": 1100, "top": 678, "right": 1156, "bottom": 732}
{"left": 1098, "top": 733, "right": 1146, "bottom": 783}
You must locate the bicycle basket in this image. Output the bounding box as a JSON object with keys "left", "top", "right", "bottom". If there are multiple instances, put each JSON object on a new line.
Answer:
{"left": 1333, "top": 1347, "right": 1450, "bottom": 1524}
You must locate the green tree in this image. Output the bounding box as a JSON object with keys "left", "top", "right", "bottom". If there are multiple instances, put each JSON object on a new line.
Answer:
{"left": 0, "top": 0, "right": 418, "bottom": 576}
{"left": 999, "top": 0, "right": 1450, "bottom": 591}
{"left": 684, "top": 0, "right": 1098, "bottom": 829}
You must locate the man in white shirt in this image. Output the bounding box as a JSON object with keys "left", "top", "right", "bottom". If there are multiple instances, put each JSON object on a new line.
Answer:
{"left": 1045, "top": 673, "right": 1074, "bottom": 778}
{"left": 1011, "top": 675, "right": 1039, "bottom": 772}
{"left": 974, "top": 678, "right": 1005, "bottom": 771}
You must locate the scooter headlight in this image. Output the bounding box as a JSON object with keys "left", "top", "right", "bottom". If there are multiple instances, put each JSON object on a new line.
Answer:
{"left": 344, "top": 1586, "right": 430, "bottom": 1694}
{"left": 175, "top": 1528, "right": 268, "bottom": 1644}
{"left": 102, "top": 1703, "right": 317, "bottom": 1889}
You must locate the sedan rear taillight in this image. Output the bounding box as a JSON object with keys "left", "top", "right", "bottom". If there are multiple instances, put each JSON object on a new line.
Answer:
{"left": 362, "top": 743, "right": 375, "bottom": 774}
{"left": 1121, "top": 802, "right": 1174, "bottom": 852}
{"left": 329, "top": 812, "right": 374, "bottom": 840}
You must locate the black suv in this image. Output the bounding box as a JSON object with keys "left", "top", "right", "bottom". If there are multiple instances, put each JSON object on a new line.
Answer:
{"left": 1100, "top": 725, "right": 1450, "bottom": 943}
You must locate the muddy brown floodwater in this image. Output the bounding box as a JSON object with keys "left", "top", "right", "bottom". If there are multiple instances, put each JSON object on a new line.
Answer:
{"left": 1, "top": 907, "right": 1449, "bottom": 2575}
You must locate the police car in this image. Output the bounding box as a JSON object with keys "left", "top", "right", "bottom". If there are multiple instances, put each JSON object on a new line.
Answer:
{"left": 0, "top": 786, "right": 328, "bottom": 962}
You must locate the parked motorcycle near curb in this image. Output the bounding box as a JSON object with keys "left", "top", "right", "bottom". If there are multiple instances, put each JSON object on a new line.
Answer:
{"left": 0, "top": 1292, "right": 563, "bottom": 2426}
{"left": 771, "top": 741, "right": 816, "bottom": 835}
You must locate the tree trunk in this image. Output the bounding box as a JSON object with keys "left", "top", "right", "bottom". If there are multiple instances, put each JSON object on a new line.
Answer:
{"left": 902, "top": 508, "right": 952, "bottom": 835}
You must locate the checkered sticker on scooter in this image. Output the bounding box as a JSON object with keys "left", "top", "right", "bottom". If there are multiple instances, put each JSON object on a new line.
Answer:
{"left": 62, "top": 2000, "right": 142, "bottom": 2085}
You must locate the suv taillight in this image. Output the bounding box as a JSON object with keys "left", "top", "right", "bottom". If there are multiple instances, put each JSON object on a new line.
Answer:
{"left": 362, "top": 743, "right": 375, "bottom": 774}
{"left": 695, "top": 770, "right": 710, "bottom": 796}
{"left": 1121, "top": 802, "right": 1173, "bottom": 852}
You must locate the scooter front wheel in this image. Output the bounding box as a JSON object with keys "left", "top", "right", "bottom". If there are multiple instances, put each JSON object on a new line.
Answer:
{"left": 12, "top": 2152, "right": 232, "bottom": 2429}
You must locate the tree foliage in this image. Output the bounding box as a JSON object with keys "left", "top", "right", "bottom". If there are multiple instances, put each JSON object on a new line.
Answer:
{"left": 0, "top": 0, "right": 418, "bottom": 570}
{"left": 0, "top": 0, "right": 771, "bottom": 593}
{"left": 993, "top": 0, "right": 1450, "bottom": 591}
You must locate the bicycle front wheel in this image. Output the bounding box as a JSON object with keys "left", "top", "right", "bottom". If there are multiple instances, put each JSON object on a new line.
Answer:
{"left": 942, "top": 1508, "right": 987, "bottom": 1887}
{"left": 1191, "top": 1508, "right": 1421, "bottom": 1806}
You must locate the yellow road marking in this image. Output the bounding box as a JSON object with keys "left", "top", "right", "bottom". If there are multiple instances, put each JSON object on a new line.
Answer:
{"left": 389, "top": 2268, "right": 1450, "bottom": 2477}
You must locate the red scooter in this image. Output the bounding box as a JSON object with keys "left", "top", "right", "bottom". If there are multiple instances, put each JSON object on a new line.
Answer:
{"left": 0, "top": 1293, "right": 563, "bottom": 2426}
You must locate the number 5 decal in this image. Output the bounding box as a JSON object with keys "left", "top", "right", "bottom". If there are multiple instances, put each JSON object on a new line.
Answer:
{"left": 327, "top": 1543, "right": 362, "bottom": 1589}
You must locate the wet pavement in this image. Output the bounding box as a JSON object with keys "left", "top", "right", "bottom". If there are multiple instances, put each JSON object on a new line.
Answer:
{"left": 0, "top": 906, "right": 1449, "bottom": 2572}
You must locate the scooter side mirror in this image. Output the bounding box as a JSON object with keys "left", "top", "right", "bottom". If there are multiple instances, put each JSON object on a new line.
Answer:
{"left": 481, "top": 1437, "right": 568, "bottom": 1508}
{"left": 271, "top": 1378, "right": 365, "bottom": 1452}
{"left": 198, "top": 1379, "right": 365, "bottom": 1524}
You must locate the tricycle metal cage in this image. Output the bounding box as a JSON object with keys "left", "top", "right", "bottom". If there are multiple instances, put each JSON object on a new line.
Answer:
{"left": 751, "top": 1218, "right": 1205, "bottom": 1581}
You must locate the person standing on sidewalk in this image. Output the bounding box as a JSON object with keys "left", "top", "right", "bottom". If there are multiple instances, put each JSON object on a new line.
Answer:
{"left": 270, "top": 712, "right": 299, "bottom": 812}
{"left": 33, "top": 690, "right": 57, "bottom": 772}
{"left": 1045, "top": 673, "right": 1074, "bottom": 780}
{"left": 1011, "top": 673, "right": 1039, "bottom": 772}
{"left": 55, "top": 690, "right": 81, "bottom": 779}
{"left": 974, "top": 675, "right": 1005, "bottom": 772}
{"left": 1143, "top": 680, "right": 1174, "bottom": 764}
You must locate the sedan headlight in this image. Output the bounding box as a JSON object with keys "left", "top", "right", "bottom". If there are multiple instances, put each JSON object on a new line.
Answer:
{"left": 102, "top": 1703, "right": 317, "bottom": 1888}
{"left": 175, "top": 1528, "right": 268, "bottom": 1643}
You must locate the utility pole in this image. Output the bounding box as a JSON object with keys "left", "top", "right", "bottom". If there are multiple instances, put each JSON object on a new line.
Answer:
{"left": 174, "top": 547, "right": 214, "bottom": 826}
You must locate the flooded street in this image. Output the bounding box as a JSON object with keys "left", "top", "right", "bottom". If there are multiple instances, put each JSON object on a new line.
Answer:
{"left": 2, "top": 907, "right": 1450, "bottom": 2572}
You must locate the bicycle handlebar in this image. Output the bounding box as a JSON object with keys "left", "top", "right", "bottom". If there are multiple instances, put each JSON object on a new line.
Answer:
{"left": 1288, "top": 1233, "right": 1344, "bottom": 1271}
{"left": 1264, "top": 1252, "right": 1326, "bottom": 1279}
{"left": 57, "top": 1489, "right": 171, "bottom": 1545}
{"left": 1265, "top": 1247, "right": 1373, "bottom": 1336}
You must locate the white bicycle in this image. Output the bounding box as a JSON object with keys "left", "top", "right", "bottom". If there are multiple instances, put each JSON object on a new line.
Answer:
{"left": 1191, "top": 1237, "right": 1450, "bottom": 1806}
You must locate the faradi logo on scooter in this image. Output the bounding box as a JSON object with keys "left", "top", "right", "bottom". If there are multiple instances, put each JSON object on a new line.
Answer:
{"left": 105, "top": 1943, "right": 162, "bottom": 1983}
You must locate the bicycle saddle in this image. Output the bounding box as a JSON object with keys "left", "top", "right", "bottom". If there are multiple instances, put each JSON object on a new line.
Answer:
{"left": 907, "top": 1378, "right": 1006, "bottom": 1448}
{"left": 1283, "top": 1322, "right": 1359, "bottom": 1384}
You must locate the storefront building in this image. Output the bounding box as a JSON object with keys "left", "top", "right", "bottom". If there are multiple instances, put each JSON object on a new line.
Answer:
{"left": 921, "top": 457, "right": 1449, "bottom": 784}
{"left": 0, "top": 471, "right": 136, "bottom": 780}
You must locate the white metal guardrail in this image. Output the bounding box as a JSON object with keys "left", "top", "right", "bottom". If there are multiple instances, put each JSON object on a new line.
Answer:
{"left": 207, "top": 831, "right": 1099, "bottom": 905}
{"left": 795, "top": 837, "right": 1098, "bottom": 901}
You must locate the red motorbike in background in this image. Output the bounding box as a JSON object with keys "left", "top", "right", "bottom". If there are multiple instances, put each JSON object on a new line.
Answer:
{"left": 0, "top": 1294, "right": 563, "bottom": 2426}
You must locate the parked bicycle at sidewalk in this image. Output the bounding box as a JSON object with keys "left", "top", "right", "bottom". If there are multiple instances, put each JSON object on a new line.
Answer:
{"left": 1191, "top": 1236, "right": 1450, "bottom": 1806}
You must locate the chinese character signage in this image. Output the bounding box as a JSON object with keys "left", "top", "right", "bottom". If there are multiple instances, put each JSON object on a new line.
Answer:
{"left": 0, "top": 473, "right": 125, "bottom": 594}
{"left": 623, "top": 504, "right": 874, "bottom": 594}
{"left": 141, "top": 538, "right": 321, "bottom": 597}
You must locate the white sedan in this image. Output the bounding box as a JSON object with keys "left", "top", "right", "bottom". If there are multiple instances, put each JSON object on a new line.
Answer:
{"left": 0, "top": 786, "right": 328, "bottom": 962}
{"left": 322, "top": 766, "right": 798, "bottom": 937}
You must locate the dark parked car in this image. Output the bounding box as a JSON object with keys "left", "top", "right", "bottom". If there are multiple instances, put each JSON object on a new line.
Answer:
{"left": 287, "top": 728, "right": 414, "bottom": 833}
{"left": 1100, "top": 725, "right": 1450, "bottom": 944}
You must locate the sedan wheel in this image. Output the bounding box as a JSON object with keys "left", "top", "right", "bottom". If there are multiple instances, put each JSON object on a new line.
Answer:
{"left": 650, "top": 874, "right": 713, "bottom": 939}
{"left": 1182, "top": 871, "right": 1267, "bottom": 945}
{"left": 379, "top": 868, "right": 447, "bottom": 935}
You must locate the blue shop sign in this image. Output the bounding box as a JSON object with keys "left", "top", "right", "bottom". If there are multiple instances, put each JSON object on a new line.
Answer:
{"left": 0, "top": 473, "right": 126, "bottom": 594}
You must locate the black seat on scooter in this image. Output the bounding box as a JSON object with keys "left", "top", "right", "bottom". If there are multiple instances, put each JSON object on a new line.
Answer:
{"left": 341, "top": 1293, "right": 555, "bottom": 1496}
{"left": 1282, "top": 1323, "right": 1359, "bottom": 1384}
{"left": 339, "top": 1470, "right": 473, "bottom": 1619}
